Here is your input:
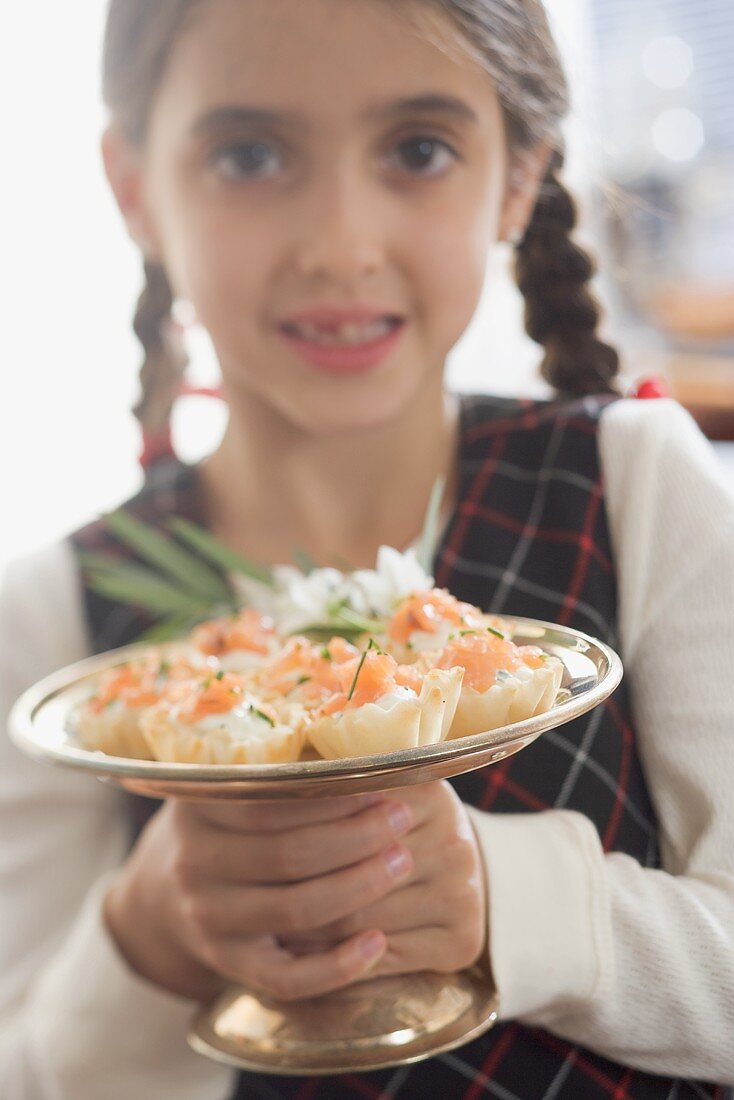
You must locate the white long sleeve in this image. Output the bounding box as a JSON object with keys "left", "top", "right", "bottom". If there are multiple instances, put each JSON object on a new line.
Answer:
{"left": 468, "top": 398, "right": 734, "bottom": 1082}
{"left": 0, "top": 542, "right": 235, "bottom": 1100}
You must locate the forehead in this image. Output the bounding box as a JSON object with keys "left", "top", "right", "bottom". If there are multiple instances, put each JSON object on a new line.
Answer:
{"left": 155, "top": 0, "right": 502, "bottom": 132}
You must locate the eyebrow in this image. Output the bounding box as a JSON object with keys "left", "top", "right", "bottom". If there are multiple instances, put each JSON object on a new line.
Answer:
{"left": 191, "top": 94, "right": 479, "bottom": 137}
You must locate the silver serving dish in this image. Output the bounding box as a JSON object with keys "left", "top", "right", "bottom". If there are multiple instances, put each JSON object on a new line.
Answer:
{"left": 9, "top": 618, "right": 622, "bottom": 1074}
{"left": 9, "top": 618, "right": 621, "bottom": 802}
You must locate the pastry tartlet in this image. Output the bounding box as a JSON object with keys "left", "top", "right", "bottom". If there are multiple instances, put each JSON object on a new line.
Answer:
{"left": 140, "top": 669, "right": 305, "bottom": 765}
{"left": 382, "top": 588, "right": 511, "bottom": 663}
{"left": 189, "top": 608, "right": 280, "bottom": 673}
{"left": 306, "top": 648, "right": 464, "bottom": 760}
{"left": 70, "top": 648, "right": 202, "bottom": 759}
{"left": 254, "top": 635, "right": 362, "bottom": 711}
{"left": 430, "top": 630, "right": 564, "bottom": 738}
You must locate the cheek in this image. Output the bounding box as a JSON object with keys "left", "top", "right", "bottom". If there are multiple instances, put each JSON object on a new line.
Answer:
{"left": 154, "top": 186, "right": 277, "bottom": 338}
{"left": 410, "top": 190, "right": 500, "bottom": 350}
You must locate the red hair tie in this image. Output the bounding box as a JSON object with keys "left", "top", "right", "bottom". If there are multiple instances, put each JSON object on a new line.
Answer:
{"left": 139, "top": 425, "right": 175, "bottom": 470}
{"left": 630, "top": 375, "right": 671, "bottom": 399}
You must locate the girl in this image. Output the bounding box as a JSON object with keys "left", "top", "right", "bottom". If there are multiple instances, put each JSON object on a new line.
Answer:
{"left": 1, "top": 0, "right": 733, "bottom": 1097}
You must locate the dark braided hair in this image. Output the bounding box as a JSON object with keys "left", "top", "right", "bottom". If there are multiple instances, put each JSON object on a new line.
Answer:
{"left": 131, "top": 260, "right": 189, "bottom": 464}
{"left": 515, "top": 147, "right": 619, "bottom": 396}
{"left": 102, "top": 0, "right": 621, "bottom": 458}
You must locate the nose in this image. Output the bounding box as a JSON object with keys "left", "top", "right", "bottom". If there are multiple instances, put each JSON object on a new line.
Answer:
{"left": 291, "top": 166, "right": 385, "bottom": 282}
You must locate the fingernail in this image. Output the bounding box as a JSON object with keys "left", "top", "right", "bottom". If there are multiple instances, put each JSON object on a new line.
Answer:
{"left": 387, "top": 803, "right": 412, "bottom": 835}
{"left": 385, "top": 845, "right": 412, "bottom": 879}
{"left": 357, "top": 931, "right": 385, "bottom": 963}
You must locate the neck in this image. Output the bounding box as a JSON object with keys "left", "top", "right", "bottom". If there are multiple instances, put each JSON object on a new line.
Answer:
{"left": 198, "top": 380, "right": 461, "bottom": 571}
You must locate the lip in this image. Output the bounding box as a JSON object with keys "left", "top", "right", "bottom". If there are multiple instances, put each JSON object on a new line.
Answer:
{"left": 277, "top": 318, "right": 407, "bottom": 375}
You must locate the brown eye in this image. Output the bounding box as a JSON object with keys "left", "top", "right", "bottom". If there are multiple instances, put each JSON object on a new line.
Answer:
{"left": 212, "top": 141, "right": 280, "bottom": 181}
{"left": 390, "top": 135, "right": 457, "bottom": 177}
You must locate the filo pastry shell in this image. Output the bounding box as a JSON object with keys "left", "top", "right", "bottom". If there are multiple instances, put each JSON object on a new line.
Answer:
{"left": 307, "top": 666, "right": 464, "bottom": 760}
{"left": 72, "top": 702, "right": 155, "bottom": 761}
{"left": 448, "top": 657, "right": 564, "bottom": 740}
{"left": 140, "top": 697, "right": 306, "bottom": 765}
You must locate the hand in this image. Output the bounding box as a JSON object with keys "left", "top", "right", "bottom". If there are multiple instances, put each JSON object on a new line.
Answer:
{"left": 104, "top": 792, "right": 415, "bottom": 1003}
{"left": 280, "top": 781, "right": 487, "bottom": 979}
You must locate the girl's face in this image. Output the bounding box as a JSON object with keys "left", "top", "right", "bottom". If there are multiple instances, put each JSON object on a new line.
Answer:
{"left": 124, "top": 0, "right": 530, "bottom": 435}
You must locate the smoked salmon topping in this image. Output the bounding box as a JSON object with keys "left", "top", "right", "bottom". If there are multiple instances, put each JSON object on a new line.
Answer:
{"left": 317, "top": 649, "right": 413, "bottom": 717}
{"left": 191, "top": 609, "right": 276, "bottom": 657}
{"left": 435, "top": 632, "right": 544, "bottom": 693}
{"left": 174, "top": 671, "right": 279, "bottom": 726}
{"left": 88, "top": 653, "right": 200, "bottom": 714}
{"left": 394, "top": 665, "right": 423, "bottom": 694}
{"left": 258, "top": 636, "right": 312, "bottom": 694}
{"left": 388, "top": 588, "right": 484, "bottom": 645}
{"left": 260, "top": 635, "right": 360, "bottom": 697}
{"left": 516, "top": 645, "right": 547, "bottom": 670}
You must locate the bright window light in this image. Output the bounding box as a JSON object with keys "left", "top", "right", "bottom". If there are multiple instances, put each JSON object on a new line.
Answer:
{"left": 651, "top": 107, "right": 705, "bottom": 162}
{"left": 642, "top": 35, "right": 694, "bottom": 91}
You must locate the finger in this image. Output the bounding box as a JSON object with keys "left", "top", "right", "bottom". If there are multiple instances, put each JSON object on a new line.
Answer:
{"left": 389, "top": 781, "right": 466, "bottom": 834}
{"left": 212, "top": 931, "right": 388, "bottom": 1001}
{"left": 192, "top": 800, "right": 415, "bottom": 885}
{"left": 280, "top": 882, "right": 430, "bottom": 951}
{"left": 200, "top": 843, "right": 414, "bottom": 936}
{"left": 363, "top": 927, "right": 484, "bottom": 981}
{"left": 190, "top": 792, "right": 386, "bottom": 834}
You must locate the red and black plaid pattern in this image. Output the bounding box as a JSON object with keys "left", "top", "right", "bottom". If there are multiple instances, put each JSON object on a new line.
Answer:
{"left": 68, "top": 394, "right": 729, "bottom": 1098}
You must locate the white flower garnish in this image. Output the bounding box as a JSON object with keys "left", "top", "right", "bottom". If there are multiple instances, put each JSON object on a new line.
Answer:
{"left": 225, "top": 546, "right": 434, "bottom": 636}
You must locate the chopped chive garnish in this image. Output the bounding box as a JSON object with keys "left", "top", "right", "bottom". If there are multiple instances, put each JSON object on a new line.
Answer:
{"left": 297, "top": 675, "right": 311, "bottom": 685}
{"left": 347, "top": 652, "right": 369, "bottom": 702}
{"left": 215, "top": 670, "right": 225, "bottom": 681}
{"left": 486, "top": 626, "right": 505, "bottom": 639}
{"left": 249, "top": 705, "right": 275, "bottom": 727}
{"left": 158, "top": 660, "right": 171, "bottom": 676}
{"left": 320, "top": 647, "right": 333, "bottom": 661}
{"left": 347, "top": 639, "right": 378, "bottom": 701}
{"left": 459, "top": 629, "right": 477, "bottom": 636}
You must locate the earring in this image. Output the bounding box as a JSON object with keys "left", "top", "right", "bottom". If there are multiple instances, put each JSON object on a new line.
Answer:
{"left": 171, "top": 298, "right": 198, "bottom": 329}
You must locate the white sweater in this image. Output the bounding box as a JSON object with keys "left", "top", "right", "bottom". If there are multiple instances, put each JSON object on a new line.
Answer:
{"left": 0, "top": 398, "right": 733, "bottom": 1098}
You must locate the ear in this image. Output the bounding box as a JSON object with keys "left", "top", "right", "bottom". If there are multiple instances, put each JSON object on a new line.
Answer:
{"left": 101, "top": 126, "right": 162, "bottom": 261}
{"left": 499, "top": 142, "right": 555, "bottom": 244}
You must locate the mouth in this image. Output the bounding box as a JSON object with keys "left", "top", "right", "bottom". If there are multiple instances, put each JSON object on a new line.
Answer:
{"left": 278, "top": 315, "right": 404, "bottom": 347}
{"left": 276, "top": 316, "right": 407, "bottom": 374}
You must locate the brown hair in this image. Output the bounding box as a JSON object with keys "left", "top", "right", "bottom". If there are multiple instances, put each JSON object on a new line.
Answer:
{"left": 102, "top": 0, "right": 620, "bottom": 464}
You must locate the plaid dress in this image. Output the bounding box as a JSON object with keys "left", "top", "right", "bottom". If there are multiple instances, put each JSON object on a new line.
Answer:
{"left": 69, "top": 393, "right": 729, "bottom": 1099}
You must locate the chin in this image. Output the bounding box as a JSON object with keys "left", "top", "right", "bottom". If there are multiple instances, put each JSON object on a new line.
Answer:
{"left": 275, "top": 366, "right": 425, "bottom": 437}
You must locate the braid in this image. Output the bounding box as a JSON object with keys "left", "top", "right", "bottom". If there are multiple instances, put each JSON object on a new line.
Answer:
{"left": 131, "top": 261, "right": 189, "bottom": 468}
{"left": 514, "top": 149, "right": 621, "bottom": 397}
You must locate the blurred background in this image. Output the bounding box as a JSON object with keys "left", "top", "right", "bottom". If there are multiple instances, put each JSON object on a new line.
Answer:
{"left": 2, "top": 0, "right": 733, "bottom": 573}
